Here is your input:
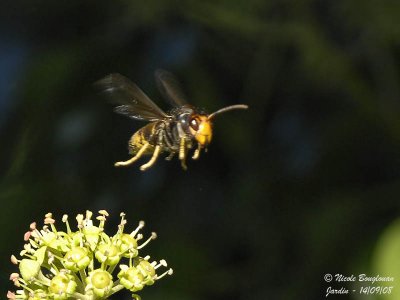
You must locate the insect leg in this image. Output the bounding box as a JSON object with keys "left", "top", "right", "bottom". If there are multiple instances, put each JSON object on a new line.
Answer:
{"left": 179, "top": 137, "right": 187, "bottom": 170}
{"left": 140, "top": 130, "right": 163, "bottom": 171}
{"left": 165, "top": 152, "right": 175, "bottom": 161}
{"left": 140, "top": 145, "right": 161, "bottom": 171}
{"left": 192, "top": 143, "right": 201, "bottom": 160}
{"left": 161, "top": 128, "right": 175, "bottom": 161}
{"left": 115, "top": 143, "right": 149, "bottom": 167}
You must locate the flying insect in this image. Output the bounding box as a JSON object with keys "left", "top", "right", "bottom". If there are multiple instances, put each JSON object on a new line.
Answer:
{"left": 96, "top": 70, "right": 248, "bottom": 171}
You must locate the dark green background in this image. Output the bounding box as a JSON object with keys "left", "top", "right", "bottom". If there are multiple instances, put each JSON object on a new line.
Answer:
{"left": 1, "top": 1, "right": 400, "bottom": 299}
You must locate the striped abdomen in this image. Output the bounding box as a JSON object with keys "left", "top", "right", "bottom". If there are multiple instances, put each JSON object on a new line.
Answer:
{"left": 128, "top": 120, "right": 192, "bottom": 155}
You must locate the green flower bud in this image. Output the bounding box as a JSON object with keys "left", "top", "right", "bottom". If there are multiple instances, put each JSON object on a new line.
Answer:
{"left": 86, "top": 269, "right": 113, "bottom": 298}
{"left": 64, "top": 247, "right": 92, "bottom": 272}
{"left": 70, "top": 232, "right": 85, "bottom": 247}
{"left": 117, "top": 234, "right": 139, "bottom": 258}
{"left": 48, "top": 272, "right": 77, "bottom": 300}
{"left": 41, "top": 231, "right": 70, "bottom": 252}
{"left": 95, "top": 243, "right": 121, "bottom": 266}
{"left": 83, "top": 224, "right": 101, "bottom": 251}
{"left": 137, "top": 259, "right": 156, "bottom": 285}
{"left": 41, "top": 231, "right": 57, "bottom": 245}
{"left": 19, "top": 259, "right": 41, "bottom": 281}
{"left": 118, "top": 265, "right": 145, "bottom": 292}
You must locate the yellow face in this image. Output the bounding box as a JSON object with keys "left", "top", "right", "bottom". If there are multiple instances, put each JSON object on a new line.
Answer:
{"left": 189, "top": 115, "right": 213, "bottom": 146}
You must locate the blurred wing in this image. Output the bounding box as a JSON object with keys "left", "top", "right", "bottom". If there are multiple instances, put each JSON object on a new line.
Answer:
{"left": 95, "top": 73, "right": 169, "bottom": 121}
{"left": 155, "top": 69, "right": 188, "bottom": 107}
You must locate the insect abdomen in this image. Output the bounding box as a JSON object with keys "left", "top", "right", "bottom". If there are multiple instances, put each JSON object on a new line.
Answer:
{"left": 128, "top": 123, "right": 159, "bottom": 155}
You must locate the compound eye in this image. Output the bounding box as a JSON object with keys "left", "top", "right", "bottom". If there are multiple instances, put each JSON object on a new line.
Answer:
{"left": 190, "top": 118, "right": 199, "bottom": 131}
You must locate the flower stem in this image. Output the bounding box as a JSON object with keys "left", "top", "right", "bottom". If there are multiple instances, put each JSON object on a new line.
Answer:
{"left": 79, "top": 269, "right": 87, "bottom": 286}
{"left": 109, "top": 283, "right": 124, "bottom": 296}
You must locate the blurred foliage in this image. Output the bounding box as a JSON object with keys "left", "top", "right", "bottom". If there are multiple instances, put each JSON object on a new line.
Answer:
{"left": 372, "top": 219, "right": 400, "bottom": 300}
{"left": 1, "top": 0, "right": 400, "bottom": 299}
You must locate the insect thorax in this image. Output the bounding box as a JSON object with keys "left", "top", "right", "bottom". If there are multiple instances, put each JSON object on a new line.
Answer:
{"left": 128, "top": 116, "right": 195, "bottom": 155}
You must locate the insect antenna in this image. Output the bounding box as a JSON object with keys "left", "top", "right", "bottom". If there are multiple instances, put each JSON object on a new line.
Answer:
{"left": 208, "top": 104, "right": 248, "bottom": 120}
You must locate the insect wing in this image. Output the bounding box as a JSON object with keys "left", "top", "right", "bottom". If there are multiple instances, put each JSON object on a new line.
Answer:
{"left": 96, "top": 73, "right": 169, "bottom": 121}
{"left": 155, "top": 69, "right": 188, "bottom": 107}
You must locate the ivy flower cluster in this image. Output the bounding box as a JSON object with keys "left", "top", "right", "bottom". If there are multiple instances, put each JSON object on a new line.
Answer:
{"left": 8, "top": 210, "right": 173, "bottom": 300}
